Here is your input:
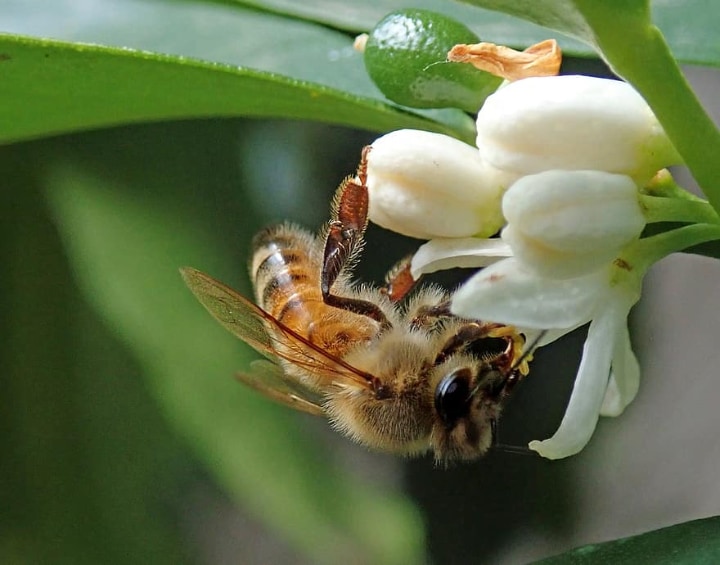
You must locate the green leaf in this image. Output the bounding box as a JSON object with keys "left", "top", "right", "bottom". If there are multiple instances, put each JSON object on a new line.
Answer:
{"left": 534, "top": 516, "right": 720, "bottom": 564}
{"left": 0, "top": 0, "right": 475, "bottom": 144}
{"left": 234, "top": 0, "right": 720, "bottom": 66}
{"left": 0, "top": 34, "right": 474, "bottom": 145}
{"left": 5, "top": 0, "right": 716, "bottom": 146}
{"left": 5, "top": 0, "right": 380, "bottom": 95}
{"left": 41, "top": 127, "right": 425, "bottom": 565}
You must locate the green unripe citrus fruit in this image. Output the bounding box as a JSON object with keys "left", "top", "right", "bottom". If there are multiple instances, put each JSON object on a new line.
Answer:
{"left": 363, "top": 9, "right": 501, "bottom": 113}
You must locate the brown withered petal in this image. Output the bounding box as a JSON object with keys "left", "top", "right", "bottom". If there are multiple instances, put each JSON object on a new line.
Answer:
{"left": 447, "top": 39, "right": 562, "bottom": 81}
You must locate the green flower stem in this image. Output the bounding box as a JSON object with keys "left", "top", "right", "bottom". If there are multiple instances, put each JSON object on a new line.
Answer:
{"left": 624, "top": 223, "right": 720, "bottom": 270}
{"left": 640, "top": 194, "right": 720, "bottom": 225}
{"left": 579, "top": 2, "right": 720, "bottom": 214}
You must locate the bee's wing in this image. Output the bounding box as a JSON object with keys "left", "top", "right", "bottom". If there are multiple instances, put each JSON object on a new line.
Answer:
{"left": 237, "top": 360, "right": 325, "bottom": 416}
{"left": 180, "top": 267, "right": 375, "bottom": 391}
{"left": 181, "top": 267, "right": 277, "bottom": 361}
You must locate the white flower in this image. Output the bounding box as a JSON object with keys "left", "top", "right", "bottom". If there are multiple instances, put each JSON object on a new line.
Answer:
{"left": 501, "top": 170, "right": 646, "bottom": 279}
{"left": 475, "top": 75, "right": 681, "bottom": 184}
{"left": 363, "top": 74, "right": 686, "bottom": 459}
{"left": 366, "top": 129, "right": 518, "bottom": 239}
{"left": 406, "top": 165, "right": 650, "bottom": 459}
{"left": 450, "top": 257, "right": 643, "bottom": 459}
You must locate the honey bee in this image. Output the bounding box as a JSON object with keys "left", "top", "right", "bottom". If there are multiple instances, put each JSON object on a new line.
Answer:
{"left": 181, "top": 147, "right": 531, "bottom": 462}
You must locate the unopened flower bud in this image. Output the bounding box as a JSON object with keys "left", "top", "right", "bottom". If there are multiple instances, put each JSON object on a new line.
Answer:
{"left": 475, "top": 75, "right": 681, "bottom": 184}
{"left": 367, "top": 129, "right": 517, "bottom": 239}
{"left": 501, "top": 170, "right": 646, "bottom": 279}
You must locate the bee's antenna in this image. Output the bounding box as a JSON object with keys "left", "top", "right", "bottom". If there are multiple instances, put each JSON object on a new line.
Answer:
{"left": 493, "top": 443, "right": 539, "bottom": 457}
{"left": 490, "top": 419, "right": 539, "bottom": 457}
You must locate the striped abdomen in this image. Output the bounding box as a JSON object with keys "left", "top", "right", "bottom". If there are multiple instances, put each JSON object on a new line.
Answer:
{"left": 251, "top": 224, "right": 321, "bottom": 330}
{"left": 249, "top": 223, "right": 378, "bottom": 359}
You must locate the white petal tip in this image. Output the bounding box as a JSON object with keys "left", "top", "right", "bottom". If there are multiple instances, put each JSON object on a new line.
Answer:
{"left": 528, "top": 439, "right": 583, "bottom": 460}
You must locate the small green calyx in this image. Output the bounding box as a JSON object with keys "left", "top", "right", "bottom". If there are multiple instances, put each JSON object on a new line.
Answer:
{"left": 363, "top": 9, "right": 502, "bottom": 113}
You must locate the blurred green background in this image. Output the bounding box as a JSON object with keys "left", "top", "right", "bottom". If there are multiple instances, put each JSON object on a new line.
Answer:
{"left": 0, "top": 112, "right": 582, "bottom": 565}
{"left": 6, "top": 109, "right": 720, "bottom": 565}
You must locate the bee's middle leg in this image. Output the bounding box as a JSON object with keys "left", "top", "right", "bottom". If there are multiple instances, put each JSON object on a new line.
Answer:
{"left": 379, "top": 255, "right": 420, "bottom": 303}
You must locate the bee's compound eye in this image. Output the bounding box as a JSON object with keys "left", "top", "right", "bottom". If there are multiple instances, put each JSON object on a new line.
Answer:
{"left": 435, "top": 368, "right": 473, "bottom": 427}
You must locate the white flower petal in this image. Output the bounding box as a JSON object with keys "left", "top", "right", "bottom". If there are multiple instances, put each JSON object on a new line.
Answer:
{"left": 503, "top": 170, "right": 646, "bottom": 253}
{"left": 366, "top": 129, "right": 516, "bottom": 239}
{"left": 600, "top": 322, "right": 641, "bottom": 416}
{"left": 451, "top": 258, "right": 606, "bottom": 329}
{"left": 501, "top": 170, "right": 646, "bottom": 279}
{"left": 502, "top": 224, "right": 616, "bottom": 280}
{"left": 410, "top": 238, "right": 512, "bottom": 278}
{"left": 475, "top": 75, "right": 680, "bottom": 183}
{"left": 528, "top": 305, "right": 623, "bottom": 459}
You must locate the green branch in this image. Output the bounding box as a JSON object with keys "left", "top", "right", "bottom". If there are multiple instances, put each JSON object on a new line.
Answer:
{"left": 576, "top": 1, "right": 720, "bottom": 215}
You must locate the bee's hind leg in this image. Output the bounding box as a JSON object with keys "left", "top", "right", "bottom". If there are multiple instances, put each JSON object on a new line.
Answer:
{"left": 320, "top": 146, "right": 391, "bottom": 328}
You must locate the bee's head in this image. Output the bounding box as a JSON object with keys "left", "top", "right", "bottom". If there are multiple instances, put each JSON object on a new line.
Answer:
{"left": 429, "top": 358, "right": 514, "bottom": 463}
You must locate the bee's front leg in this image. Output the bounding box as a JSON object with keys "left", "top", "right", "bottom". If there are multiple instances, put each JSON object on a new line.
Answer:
{"left": 409, "top": 300, "right": 453, "bottom": 329}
